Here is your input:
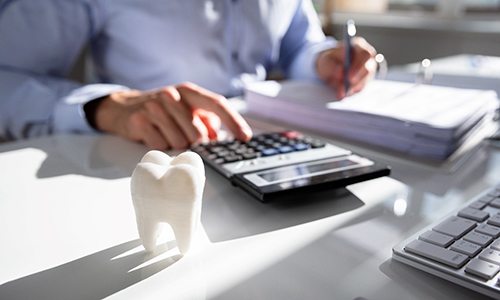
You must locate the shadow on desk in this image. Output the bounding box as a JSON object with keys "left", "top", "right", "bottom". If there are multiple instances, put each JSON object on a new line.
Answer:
{"left": 0, "top": 134, "right": 147, "bottom": 180}
{"left": 202, "top": 166, "right": 367, "bottom": 242}
{"left": 0, "top": 239, "right": 180, "bottom": 300}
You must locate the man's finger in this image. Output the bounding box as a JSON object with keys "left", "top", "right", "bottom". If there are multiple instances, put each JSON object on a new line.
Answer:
{"left": 143, "top": 100, "right": 189, "bottom": 149}
{"left": 158, "top": 87, "right": 202, "bottom": 144}
{"left": 197, "top": 110, "right": 221, "bottom": 140}
{"left": 176, "top": 82, "right": 252, "bottom": 141}
{"left": 349, "top": 73, "right": 372, "bottom": 96}
{"left": 127, "top": 110, "right": 168, "bottom": 150}
{"left": 349, "top": 37, "right": 376, "bottom": 82}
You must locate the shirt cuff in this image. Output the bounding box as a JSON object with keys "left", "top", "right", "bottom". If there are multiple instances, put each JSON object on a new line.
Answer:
{"left": 288, "top": 37, "right": 337, "bottom": 82}
{"left": 52, "top": 84, "right": 129, "bottom": 134}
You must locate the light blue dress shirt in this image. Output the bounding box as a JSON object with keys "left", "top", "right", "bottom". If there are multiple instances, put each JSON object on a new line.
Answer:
{"left": 0, "top": 0, "right": 336, "bottom": 140}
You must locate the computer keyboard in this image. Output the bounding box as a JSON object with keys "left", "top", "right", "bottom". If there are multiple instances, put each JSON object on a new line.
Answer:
{"left": 393, "top": 183, "right": 500, "bottom": 299}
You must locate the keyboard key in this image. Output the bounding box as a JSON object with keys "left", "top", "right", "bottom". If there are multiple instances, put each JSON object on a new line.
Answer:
{"left": 476, "top": 224, "right": 500, "bottom": 238}
{"left": 469, "top": 200, "right": 487, "bottom": 210}
{"left": 433, "top": 216, "right": 476, "bottom": 239}
{"left": 419, "top": 231, "right": 454, "bottom": 247}
{"left": 490, "top": 240, "right": 500, "bottom": 251}
{"left": 489, "top": 190, "right": 500, "bottom": 197}
{"left": 450, "top": 240, "right": 482, "bottom": 257}
{"left": 487, "top": 214, "right": 500, "bottom": 227}
{"left": 404, "top": 240, "right": 468, "bottom": 269}
{"left": 479, "top": 195, "right": 495, "bottom": 204}
{"left": 463, "top": 231, "right": 493, "bottom": 246}
{"left": 490, "top": 198, "right": 500, "bottom": 208}
{"left": 393, "top": 182, "right": 500, "bottom": 298}
{"left": 465, "top": 258, "right": 500, "bottom": 280}
{"left": 458, "top": 207, "right": 489, "bottom": 222}
{"left": 479, "top": 249, "right": 500, "bottom": 266}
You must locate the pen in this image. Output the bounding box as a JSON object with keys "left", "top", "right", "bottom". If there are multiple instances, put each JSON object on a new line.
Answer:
{"left": 344, "top": 19, "right": 356, "bottom": 95}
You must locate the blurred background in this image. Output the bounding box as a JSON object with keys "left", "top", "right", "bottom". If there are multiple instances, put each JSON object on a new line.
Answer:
{"left": 312, "top": 0, "right": 500, "bottom": 66}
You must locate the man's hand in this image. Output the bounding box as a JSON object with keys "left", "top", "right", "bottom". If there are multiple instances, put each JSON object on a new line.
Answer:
{"left": 316, "top": 37, "right": 377, "bottom": 99}
{"left": 94, "top": 82, "right": 252, "bottom": 150}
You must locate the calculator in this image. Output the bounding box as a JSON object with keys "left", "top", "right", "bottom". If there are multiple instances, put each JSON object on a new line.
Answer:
{"left": 191, "top": 131, "right": 391, "bottom": 202}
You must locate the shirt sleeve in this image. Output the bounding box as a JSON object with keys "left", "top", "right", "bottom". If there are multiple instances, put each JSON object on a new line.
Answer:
{"left": 278, "top": 0, "right": 337, "bottom": 81}
{"left": 0, "top": 0, "right": 128, "bottom": 140}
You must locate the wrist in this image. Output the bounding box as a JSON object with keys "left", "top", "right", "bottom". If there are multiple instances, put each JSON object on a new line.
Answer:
{"left": 94, "top": 95, "right": 120, "bottom": 133}
{"left": 83, "top": 96, "right": 107, "bottom": 131}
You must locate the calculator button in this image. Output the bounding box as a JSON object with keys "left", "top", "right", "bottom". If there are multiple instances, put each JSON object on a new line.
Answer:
{"left": 193, "top": 145, "right": 206, "bottom": 153}
{"left": 256, "top": 145, "right": 266, "bottom": 151}
{"left": 311, "top": 141, "right": 326, "bottom": 148}
{"left": 214, "top": 158, "right": 225, "bottom": 164}
{"left": 216, "top": 150, "right": 230, "bottom": 158}
{"left": 278, "top": 146, "right": 294, "bottom": 153}
{"left": 247, "top": 141, "right": 259, "bottom": 148}
{"left": 269, "top": 133, "right": 281, "bottom": 139}
{"left": 234, "top": 148, "right": 246, "bottom": 155}
{"left": 264, "top": 139, "right": 275, "bottom": 146}
{"left": 210, "top": 146, "right": 226, "bottom": 154}
{"left": 293, "top": 143, "right": 310, "bottom": 151}
{"left": 278, "top": 137, "right": 288, "bottom": 143}
{"left": 261, "top": 148, "right": 279, "bottom": 156}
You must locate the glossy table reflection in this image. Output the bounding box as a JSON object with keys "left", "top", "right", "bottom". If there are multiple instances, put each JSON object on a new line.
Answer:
{"left": 0, "top": 117, "right": 498, "bottom": 300}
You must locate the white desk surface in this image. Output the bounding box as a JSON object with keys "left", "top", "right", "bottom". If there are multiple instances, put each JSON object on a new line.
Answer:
{"left": 0, "top": 117, "right": 498, "bottom": 300}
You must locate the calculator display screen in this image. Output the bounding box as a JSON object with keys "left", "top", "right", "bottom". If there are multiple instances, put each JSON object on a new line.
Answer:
{"left": 256, "top": 159, "right": 358, "bottom": 183}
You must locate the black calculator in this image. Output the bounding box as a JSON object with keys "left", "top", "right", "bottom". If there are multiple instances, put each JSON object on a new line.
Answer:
{"left": 191, "top": 131, "right": 390, "bottom": 202}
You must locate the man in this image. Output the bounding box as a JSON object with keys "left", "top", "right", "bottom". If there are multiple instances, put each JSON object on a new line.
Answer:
{"left": 0, "top": 0, "right": 377, "bottom": 149}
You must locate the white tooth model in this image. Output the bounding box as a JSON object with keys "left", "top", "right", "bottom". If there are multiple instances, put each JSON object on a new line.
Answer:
{"left": 130, "top": 150, "right": 205, "bottom": 254}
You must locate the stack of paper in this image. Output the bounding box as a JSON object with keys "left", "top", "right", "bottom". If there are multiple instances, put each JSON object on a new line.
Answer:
{"left": 244, "top": 80, "right": 499, "bottom": 160}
